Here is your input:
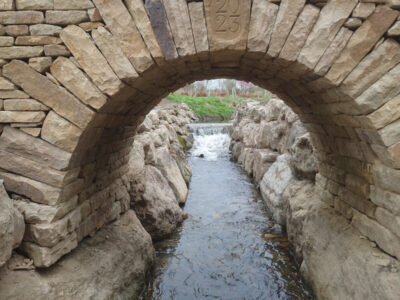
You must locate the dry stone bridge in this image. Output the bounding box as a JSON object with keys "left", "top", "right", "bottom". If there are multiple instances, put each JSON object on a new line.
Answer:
{"left": 0, "top": 0, "right": 399, "bottom": 271}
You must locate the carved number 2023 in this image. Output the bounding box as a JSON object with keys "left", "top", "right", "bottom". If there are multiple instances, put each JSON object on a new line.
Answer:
{"left": 215, "top": 0, "right": 241, "bottom": 33}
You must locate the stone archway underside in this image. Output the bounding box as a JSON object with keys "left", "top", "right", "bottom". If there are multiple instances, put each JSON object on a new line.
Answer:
{"left": 0, "top": 0, "right": 399, "bottom": 267}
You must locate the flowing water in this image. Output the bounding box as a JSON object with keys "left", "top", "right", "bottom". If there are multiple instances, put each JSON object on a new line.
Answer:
{"left": 139, "top": 124, "right": 313, "bottom": 300}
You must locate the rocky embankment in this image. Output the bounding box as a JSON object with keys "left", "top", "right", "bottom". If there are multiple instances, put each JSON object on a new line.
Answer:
{"left": 0, "top": 102, "right": 196, "bottom": 299}
{"left": 128, "top": 101, "right": 197, "bottom": 240}
{"left": 231, "top": 100, "right": 400, "bottom": 300}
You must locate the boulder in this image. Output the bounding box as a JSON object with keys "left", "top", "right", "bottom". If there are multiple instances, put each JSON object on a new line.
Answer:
{"left": 133, "top": 166, "right": 184, "bottom": 241}
{"left": 154, "top": 146, "right": 188, "bottom": 204}
{"left": 289, "top": 133, "right": 318, "bottom": 180}
{"left": 0, "top": 210, "right": 155, "bottom": 300}
{"left": 260, "top": 154, "right": 295, "bottom": 225}
{"left": 0, "top": 182, "right": 25, "bottom": 268}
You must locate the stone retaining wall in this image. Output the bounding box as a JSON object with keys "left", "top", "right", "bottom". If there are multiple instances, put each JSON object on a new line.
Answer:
{"left": 0, "top": 0, "right": 398, "bottom": 269}
{"left": 231, "top": 99, "right": 400, "bottom": 299}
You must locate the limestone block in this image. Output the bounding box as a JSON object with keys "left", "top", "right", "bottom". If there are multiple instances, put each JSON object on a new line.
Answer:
{"left": 314, "top": 27, "right": 352, "bottom": 76}
{"left": 339, "top": 188, "right": 376, "bottom": 218}
{"left": 352, "top": 3, "right": 375, "bottom": 19}
{"left": 0, "top": 0, "right": 13, "bottom": 10}
{"left": 341, "top": 39, "right": 400, "bottom": 98}
{"left": 78, "top": 21, "right": 103, "bottom": 32}
{"left": 15, "top": 36, "right": 61, "bottom": 46}
{"left": 5, "top": 25, "right": 28, "bottom": 36}
{"left": 388, "top": 21, "right": 400, "bottom": 36}
{"left": 0, "top": 11, "right": 44, "bottom": 25}
{"left": 370, "top": 186, "right": 400, "bottom": 216}
{"left": 0, "top": 90, "right": 29, "bottom": 98}
{"left": 379, "top": 119, "right": 400, "bottom": 147}
{"left": 44, "top": 44, "right": 70, "bottom": 56}
{"left": 366, "top": 94, "right": 400, "bottom": 129}
{"left": 0, "top": 46, "right": 43, "bottom": 59}
{"left": 91, "top": 27, "right": 139, "bottom": 85}
{"left": 325, "top": 6, "right": 399, "bottom": 85}
{"left": 203, "top": 0, "right": 252, "bottom": 51}
{"left": 20, "top": 232, "right": 78, "bottom": 267}
{"left": 60, "top": 25, "right": 124, "bottom": 98}
{"left": 253, "top": 149, "right": 278, "bottom": 184}
{"left": 279, "top": 4, "right": 320, "bottom": 63}
{"left": 87, "top": 8, "right": 102, "bottom": 22}
{"left": 373, "top": 164, "right": 400, "bottom": 194}
{"left": 375, "top": 207, "right": 400, "bottom": 239}
{"left": 0, "top": 77, "right": 15, "bottom": 90}
{"left": 45, "top": 10, "right": 89, "bottom": 25}
{"left": 352, "top": 210, "right": 400, "bottom": 260}
{"left": 188, "top": 2, "right": 209, "bottom": 56}
{"left": 3, "top": 60, "right": 95, "bottom": 129}
{"left": 145, "top": 0, "right": 178, "bottom": 60}
{"left": 4, "top": 99, "right": 49, "bottom": 111}
{"left": 51, "top": 57, "right": 107, "bottom": 110}
{"left": 0, "top": 171, "right": 62, "bottom": 205}
{"left": 125, "top": 0, "right": 163, "bottom": 62}
{"left": 29, "top": 24, "right": 62, "bottom": 36}
{"left": 163, "top": 0, "right": 196, "bottom": 57}
{"left": 20, "top": 127, "right": 41, "bottom": 137}
{"left": 29, "top": 57, "right": 52, "bottom": 73}
{"left": 53, "top": 0, "right": 93, "bottom": 10}
{"left": 267, "top": 0, "right": 306, "bottom": 58}
{"left": 247, "top": 0, "right": 278, "bottom": 54}
{"left": 16, "top": 0, "right": 53, "bottom": 10}
{"left": 24, "top": 216, "right": 69, "bottom": 247}
{"left": 0, "top": 126, "right": 71, "bottom": 171}
{"left": 0, "top": 111, "right": 45, "bottom": 123}
{"left": 14, "top": 196, "right": 78, "bottom": 224}
{"left": 93, "top": 0, "right": 153, "bottom": 73}
{"left": 344, "top": 17, "right": 362, "bottom": 29}
{"left": 41, "top": 111, "right": 82, "bottom": 153}
{"left": 297, "top": 0, "right": 358, "bottom": 69}
{"left": 0, "top": 36, "right": 13, "bottom": 46}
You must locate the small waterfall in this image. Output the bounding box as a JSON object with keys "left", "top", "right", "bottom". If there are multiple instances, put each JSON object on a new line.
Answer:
{"left": 189, "top": 123, "right": 232, "bottom": 161}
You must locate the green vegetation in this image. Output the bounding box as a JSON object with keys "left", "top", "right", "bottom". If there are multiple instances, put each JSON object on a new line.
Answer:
{"left": 167, "top": 94, "right": 269, "bottom": 121}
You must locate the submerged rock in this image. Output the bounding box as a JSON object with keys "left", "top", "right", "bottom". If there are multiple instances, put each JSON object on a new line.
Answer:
{"left": 0, "top": 210, "right": 154, "bottom": 300}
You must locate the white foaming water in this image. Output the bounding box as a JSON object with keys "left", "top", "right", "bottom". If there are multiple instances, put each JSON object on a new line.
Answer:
{"left": 190, "top": 124, "right": 232, "bottom": 161}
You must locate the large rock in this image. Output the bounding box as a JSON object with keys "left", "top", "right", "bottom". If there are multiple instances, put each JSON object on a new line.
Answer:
{"left": 133, "top": 165, "right": 183, "bottom": 241}
{"left": 0, "top": 210, "right": 155, "bottom": 300}
{"left": 155, "top": 146, "right": 188, "bottom": 204}
{"left": 0, "top": 183, "right": 25, "bottom": 268}
{"left": 289, "top": 133, "right": 318, "bottom": 180}
{"left": 260, "top": 154, "right": 295, "bottom": 225}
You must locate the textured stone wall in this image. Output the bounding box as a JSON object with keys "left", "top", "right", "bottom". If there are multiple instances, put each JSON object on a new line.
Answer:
{"left": 0, "top": 0, "right": 398, "bottom": 267}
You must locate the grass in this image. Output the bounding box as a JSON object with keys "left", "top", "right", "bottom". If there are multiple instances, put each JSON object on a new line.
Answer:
{"left": 166, "top": 94, "right": 269, "bottom": 120}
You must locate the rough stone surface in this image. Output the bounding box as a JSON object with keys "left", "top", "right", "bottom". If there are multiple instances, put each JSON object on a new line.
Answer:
{"left": 247, "top": 0, "right": 278, "bottom": 53}
{"left": 0, "top": 210, "right": 154, "bottom": 300}
{"left": 50, "top": 57, "right": 107, "bottom": 110}
{"left": 93, "top": 0, "right": 153, "bottom": 73}
{"left": 3, "top": 60, "right": 94, "bottom": 129}
{"left": 0, "top": 183, "right": 25, "bottom": 268}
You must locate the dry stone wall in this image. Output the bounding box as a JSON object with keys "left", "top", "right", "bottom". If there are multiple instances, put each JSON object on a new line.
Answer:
{"left": 0, "top": 0, "right": 397, "bottom": 270}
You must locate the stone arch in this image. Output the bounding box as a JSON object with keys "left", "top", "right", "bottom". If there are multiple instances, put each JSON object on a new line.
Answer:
{"left": 0, "top": 0, "right": 399, "bottom": 267}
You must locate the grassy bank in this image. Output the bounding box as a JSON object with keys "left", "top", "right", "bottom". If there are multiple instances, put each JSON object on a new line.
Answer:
{"left": 166, "top": 94, "right": 269, "bottom": 121}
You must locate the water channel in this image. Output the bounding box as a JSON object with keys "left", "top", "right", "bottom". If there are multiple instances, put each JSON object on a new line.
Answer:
{"left": 140, "top": 124, "right": 313, "bottom": 300}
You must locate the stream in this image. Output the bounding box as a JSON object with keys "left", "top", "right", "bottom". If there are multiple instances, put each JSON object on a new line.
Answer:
{"left": 139, "top": 123, "right": 313, "bottom": 300}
